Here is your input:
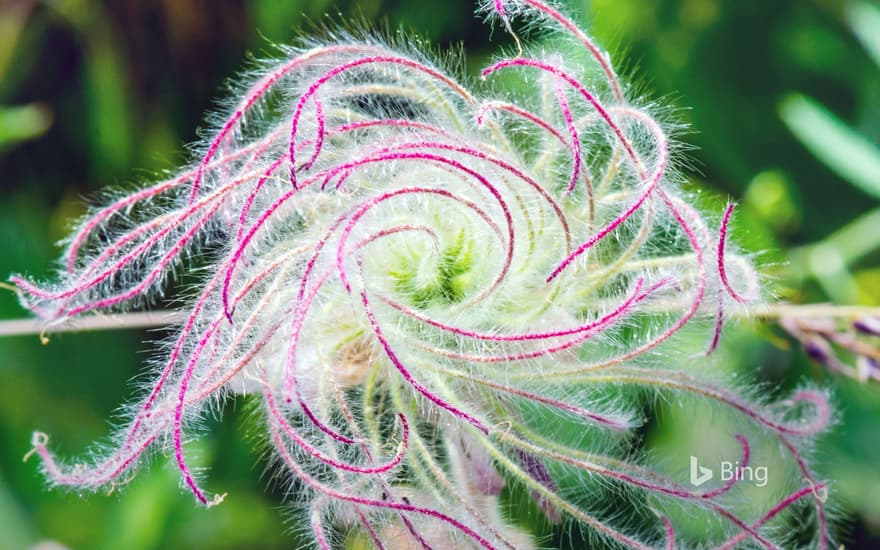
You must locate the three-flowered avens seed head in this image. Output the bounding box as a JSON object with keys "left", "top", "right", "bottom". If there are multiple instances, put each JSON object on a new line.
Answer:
{"left": 13, "top": 1, "right": 833, "bottom": 548}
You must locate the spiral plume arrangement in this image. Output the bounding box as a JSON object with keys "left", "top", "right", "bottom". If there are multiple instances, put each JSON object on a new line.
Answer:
{"left": 11, "top": 1, "right": 833, "bottom": 547}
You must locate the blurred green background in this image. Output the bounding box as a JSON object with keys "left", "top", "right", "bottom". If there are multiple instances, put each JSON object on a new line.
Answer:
{"left": 1, "top": 0, "right": 879, "bottom": 548}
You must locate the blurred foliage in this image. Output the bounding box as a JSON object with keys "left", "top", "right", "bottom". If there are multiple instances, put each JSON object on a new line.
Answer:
{"left": 1, "top": 0, "right": 879, "bottom": 548}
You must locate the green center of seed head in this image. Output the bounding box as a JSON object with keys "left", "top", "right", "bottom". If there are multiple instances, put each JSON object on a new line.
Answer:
{"left": 389, "top": 227, "right": 476, "bottom": 309}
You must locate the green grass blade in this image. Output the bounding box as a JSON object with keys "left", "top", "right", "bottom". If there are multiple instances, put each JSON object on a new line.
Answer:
{"left": 780, "top": 93, "right": 880, "bottom": 201}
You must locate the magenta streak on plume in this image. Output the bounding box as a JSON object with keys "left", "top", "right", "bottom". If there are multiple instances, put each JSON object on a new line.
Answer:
{"left": 188, "top": 43, "right": 395, "bottom": 202}
{"left": 661, "top": 515, "right": 675, "bottom": 550}
{"left": 64, "top": 179, "right": 177, "bottom": 273}
{"left": 325, "top": 153, "right": 515, "bottom": 294}
{"left": 476, "top": 101, "right": 569, "bottom": 146}
{"left": 383, "top": 277, "right": 646, "bottom": 343}
{"left": 380, "top": 290, "right": 628, "bottom": 347}
{"left": 192, "top": 112, "right": 246, "bottom": 203}
{"left": 312, "top": 505, "right": 331, "bottom": 550}
{"left": 418, "top": 279, "right": 663, "bottom": 363}
{"left": 554, "top": 78, "right": 587, "bottom": 197}
{"left": 173, "top": 315, "right": 227, "bottom": 504}
{"left": 342, "top": 140, "right": 572, "bottom": 250}
{"left": 236, "top": 155, "right": 288, "bottom": 242}
{"left": 634, "top": 371, "right": 831, "bottom": 439}
{"left": 717, "top": 203, "right": 748, "bottom": 303}
{"left": 319, "top": 147, "right": 495, "bottom": 199}
{"left": 269, "top": 424, "right": 497, "bottom": 550}
{"left": 281, "top": 225, "right": 440, "bottom": 446}
{"left": 302, "top": 96, "right": 325, "bottom": 172}
{"left": 716, "top": 484, "right": 825, "bottom": 550}
{"left": 32, "top": 429, "right": 161, "bottom": 489}
{"left": 461, "top": 371, "right": 630, "bottom": 431}
{"left": 482, "top": 59, "right": 636, "bottom": 165}
{"left": 516, "top": 0, "right": 623, "bottom": 101}
{"left": 288, "top": 55, "right": 472, "bottom": 188}
{"left": 265, "top": 387, "right": 409, "bottom": 475}
{"left": 502, "top": 380, "right": 629, "bottom": 432}
{"left": 222, "top": 186, "right": 299, "bottom": 322}
{"left": 357, "top": 510, "right": 386, "bottom": 550}
{"left": 538, "top": 437, "right": 748, "bottom": 502}
{"left": 494, "top": 0, "right": 506, "bottom": 16}
{"left": 360, "top": 286, "right": 489, "bottom": 434}
{"left": 537, "top": 112, "right": 668, "bottom": 281}
{"left": 233, "top": 118, "right": 449, "bottom": 242}
{"left": 62, "top": 201, "right": 224, "bottom": 318}
{"left": 698, "top": 434, "right": 750, "bottom": 499}
{"left": 707, "top": 288, "right": 725, "bottom": 355}
{"left": 63, "top": 127, "right": 282, "bottom": 273}
{"left": 14, "top": 173, "right": 249, "bottom": 310}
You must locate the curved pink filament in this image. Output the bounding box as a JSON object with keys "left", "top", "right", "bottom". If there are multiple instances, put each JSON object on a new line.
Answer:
{"left": 380, "top": 277, "right": 650, "bottom": 343}
{"left": 63, "top": 126, "right": 286, "bottom": 273}
{"left": 508, "top": 0, "right": 624, "bottom": 101}
{"left": 63, "top": 201, "right": 224, "bottom": 318}
{"left": 189, "top": 43, "right": 400, "bottom": 201}
{"left": 717, "top": 203, "right": 748, "bottom": 303}
{"left": 707, "top": 288, "right": 725, "bottom": 355}
{"left": 412, "top": 279, "right": 663, "bottom": 363}
{"left": 322, "top": 139, "right": 571, "bottom": 253}
{"left": 265, "top": 387, "right": 409, "bottom": 475}
{"left": 281, "top": 225, "right": 439, "bottom": 444}
{"left": 268, "top": 422, "right": 497, "bottom": 550}
{"left": 360, "top": 280, "right": 489, "bottom": 434}
{"left": 715, "top": 484, "right": 825, "bottom": 550}
{"left": 302, "top": 96, "right": 325, "bottom": 173}
{"left": 554, "top": 78, "right": 588, "bottom": 197}
{"left": 288, "top": 55, "right": 473, "bottom": 187}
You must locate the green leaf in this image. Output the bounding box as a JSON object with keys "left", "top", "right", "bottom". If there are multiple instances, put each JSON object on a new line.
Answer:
{"left": 780, "top": 93, "right": 880, "bottom": 201}
{"left": 83, "top": 29, "right": 134, "bottom": 177}
{"left": 0, "top": 103, "right": 52, "bottom": 152}
{"left": 847, "top": 1, "right": 880, "bottom": 70}
{"left": 0, "top": 475, "right": 38, "bottom": 549}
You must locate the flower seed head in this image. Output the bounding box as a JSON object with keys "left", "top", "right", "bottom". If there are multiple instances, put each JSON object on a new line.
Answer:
{"left": 13, "top": 1, "right": 833, "bottom": 547}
